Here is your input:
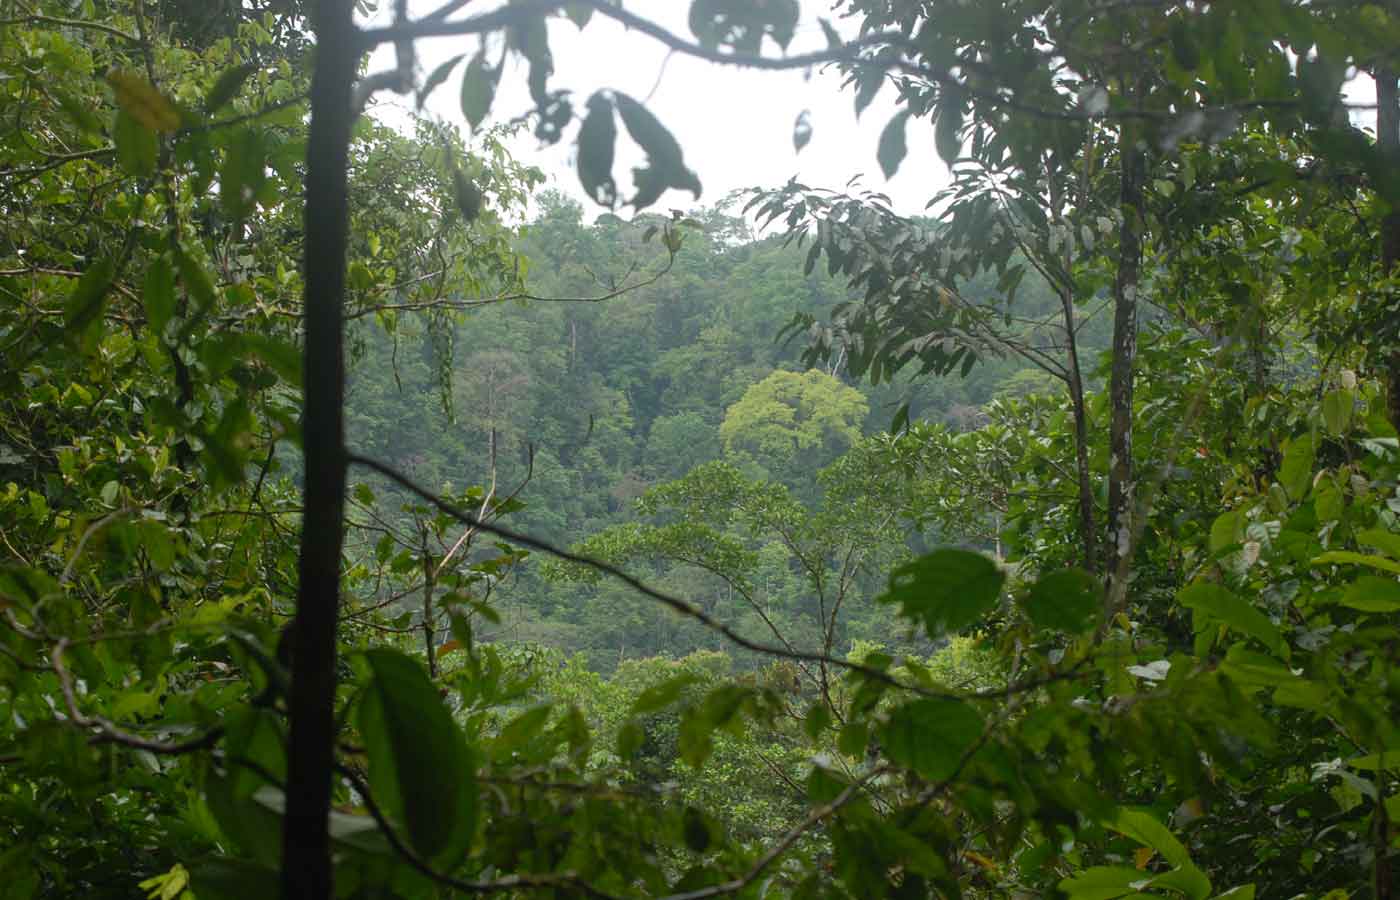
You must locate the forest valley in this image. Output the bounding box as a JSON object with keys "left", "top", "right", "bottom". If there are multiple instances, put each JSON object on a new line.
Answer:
{"left": 2, "top": 1, "right": 1399, "bottom": 898}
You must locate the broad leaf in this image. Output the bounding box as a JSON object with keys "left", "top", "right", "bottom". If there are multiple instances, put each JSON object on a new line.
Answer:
{"left": 1279, "top": 432, "right": 1315, "bottom": 500}
{"left": 419, "top": 53, "right": 464, "bottom": 109}
{"left": 64, "top": 258, "right": 116, "bottom": 353}
{"left": 113, "top": 108, "right": 158, "bottom": 176}
{"left": 878, "top": 549, "right": 1004, "bottom": 637}
{"left": 576, "top": 93, "right": 618, "bottom": 206}
{"left": 1339, "top": 575, "right": 1400, "bottom": 612}
{"left": 614, "top": 92, "right": 701, "bottom": 208}
{"left": 878, "top": 110, "right": 911, "bottom": 178}
{"left": 880, "top": 698, "right": 983, "bottom": 781}
{"left": 143, "top": 255, "right": 176, "bottom": 335}
{"left": 107, "top": 70, "right": 181, "bottom": 132}
{"left": 1178, "top": 583, "right": 1286, "bottom": 658}
{"left": 1021, "top": 568, "right": 1099, "bottom": 633}
{"left": 460, "top": 51, "right": 497, "bottom": 130}
{"left": 359, "top": 648, "right": 477, "bottom": 863}
{"left": 205, "top": 63, "right": 257, "bottom": 112}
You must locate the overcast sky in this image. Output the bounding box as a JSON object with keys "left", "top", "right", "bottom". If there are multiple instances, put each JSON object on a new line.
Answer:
{"left": 363, "top": 2, "right": 950, "bottom": 220}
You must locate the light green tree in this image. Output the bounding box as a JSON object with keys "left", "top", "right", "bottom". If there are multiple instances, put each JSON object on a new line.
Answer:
{"left": 719, "top": 370, "right": 868, "bottom": 483}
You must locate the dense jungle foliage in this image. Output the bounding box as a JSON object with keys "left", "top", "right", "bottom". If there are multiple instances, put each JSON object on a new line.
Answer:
{"left": 2, "top": 1, "right": 1399, "bottom": 899}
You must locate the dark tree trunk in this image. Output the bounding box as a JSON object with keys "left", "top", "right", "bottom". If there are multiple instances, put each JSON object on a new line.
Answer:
{"left": 1061, "top": 289, "right": 1097, "bottom": 573}
{"left": 281, "top": 0, "right": 357, "bottom": 895}
{"left": 1379, "top": 67, "right": 1400, "bottom": 438}
{"left": 1106, "top": 139, "right": 1146, "bottom": 617}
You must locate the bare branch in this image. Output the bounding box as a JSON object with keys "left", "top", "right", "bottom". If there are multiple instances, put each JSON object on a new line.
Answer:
{"left": 347, "top": 452, "right": 1084, "bottom": 704}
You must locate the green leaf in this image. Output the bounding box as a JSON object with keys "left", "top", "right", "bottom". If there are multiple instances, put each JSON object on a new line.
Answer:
{"left": 107, "top": 70, "right": 181, "bottom": 131}
{"left": 935, "top": 97, "right": 962, "bottom": 165}
{"left": 631, "top": 673, "right": 700, "bottom": 715}
{"left": 359, "top": 648, "right": 477, "bottom": 863}
{"left": 54, "top": 90, "right": 104, "bottom": 136}
{"left": 1220, "top": 646, "right": 1297, "bottom": 686}
{"left": 1339, "top": 575, "right": 1400, "bottom": 612}
{"left": 889, "top": 402, "right": 910, "bottom": 435}
{"left": 1279, "top": 432, "right": 1315, "bottom": 501}
{"left": 64, "top": 258, "right": 116, "bottom": 353}
{"left": 1208, "top": 509, "right": 1243, "bottom": 554}
{"left": 220, "top": 129, "right": 267, "bottom": 225}
{"left": 143, "top": 255, "right": 176, "bottom": 335}
{"left": 141, "top": 520, "right": 175, "bottom": 571}
{"left": 576, "top": 93, "right": 617, "bottom": 207}
{"left": 418, "top": 53, "right": 464, "bottom": 109}
{"left": 1321, "top": 388, "right": 1354, "bottom": 435}
{"left": 880, "top": 697, "right": 983, "bottom": 781}
{"left": 494, "top": 705, "right": 552, "bottom": 756}
{"left": 114, "top": 108, "right": 158, "bottom": 176}
{"left": 1357, "top": 527, "right": 1400, "bottom": 560}
{"left": 1108, "top": 809, "right": 1192, "bottom": 868}
{"left": 1148, "top": 865, "right": 1211, "bottom": 900}
{"left": 1349, "top": 750, "right": 1400, "bottom": 771}
{"left": 877, "top": 110, "right": 911, "bottom": 179}
{"left": 460, "top": 51, "right": 497, "bottom": 130}
{"left": 242, "top": 334, "right": 302, "bottom": 389}
{"left": 1178, "top": 583, "right": 1285, "bottom": 658}
{"left": 617, "top": 720, "right": 644, "bottom": 759}
{"left": 1059, "top": 866, "right": 1149, "bottom": 899}
{"left": 1021, "top": 568, "right": 1100, "bottom": 633}
{"left": 205, "top": 63, "right": 257, "bottom": 112}
{"left": 174, "top": 245, "right": 217, "bottom": 314}
{"left": 1313, "top": 550, "right": 1400, "bottom": 575}
{"left": 878, "top": 549, "right": 1004, "bottom": 637}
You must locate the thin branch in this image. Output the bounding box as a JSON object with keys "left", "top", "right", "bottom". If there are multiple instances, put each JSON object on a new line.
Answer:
{"left": 50, "top": 639, "right": 225, "bottom": 754}
{"left": 0, "top": 14, "right": 139, "bottom": 42}
{"left": 348, "top": 452, "right": 1082, "bottom": 704}
{"left": 663, "top": 766, "right": 892, "bottom": 900}
{"left": 335, "top": 763, "right": 625, "bottom": 898}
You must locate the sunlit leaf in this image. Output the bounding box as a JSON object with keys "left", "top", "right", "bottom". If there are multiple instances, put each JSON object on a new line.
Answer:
{"left": 107, "top": 70, "right": 181, "bottom": 132}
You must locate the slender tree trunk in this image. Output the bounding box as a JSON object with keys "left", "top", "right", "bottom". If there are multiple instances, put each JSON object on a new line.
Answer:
{"left": 282, "top": 0, "right": 356, "bottom": 895}
{"left": 1106, "top": 137, "right": 1146, "bottom": 617}
{"left": 422, "top": 526, "right": 438, "bottom": 679}
{"left": 1379, "top": 67, "right": 1400, "bottom": 437}
{"left": 1377, "top": 54, "right": 1399, "bottom": 900}
{"left": 1061, "top": 289, "right": 1097, "bottom": 573}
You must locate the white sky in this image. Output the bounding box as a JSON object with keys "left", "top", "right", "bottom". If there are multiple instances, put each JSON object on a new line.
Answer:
{"left": 363, "top": 1, "right": 950, "bottom": 220}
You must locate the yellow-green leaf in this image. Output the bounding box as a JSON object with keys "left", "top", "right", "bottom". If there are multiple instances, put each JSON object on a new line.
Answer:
{"left": 107, "top": 70, "right": 181, "bottom": 132}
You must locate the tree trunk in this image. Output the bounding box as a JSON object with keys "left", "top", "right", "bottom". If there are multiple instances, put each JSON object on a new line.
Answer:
{"left": 1106, "top": 138, "right": 1146, "bottom": 617}
{"left": 1061, "top": 288, "right": 1098, "bottom": 573}
{"left": 1377, "top": 55, "right": 1399, "bottom": 900}
{"left": 1379, "top": 66, "right": 1400, "bottom": 437}
{"left": 281, "top": 0, "right": 356, "bottom": 895}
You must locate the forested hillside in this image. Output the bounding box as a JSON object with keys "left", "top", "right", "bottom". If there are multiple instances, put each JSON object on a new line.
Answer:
{"left": 3, "top": 1, "right": 1400, "bottom": 899}
{"left": 341, "top": 192, "right": 1092, "bottom": 666}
